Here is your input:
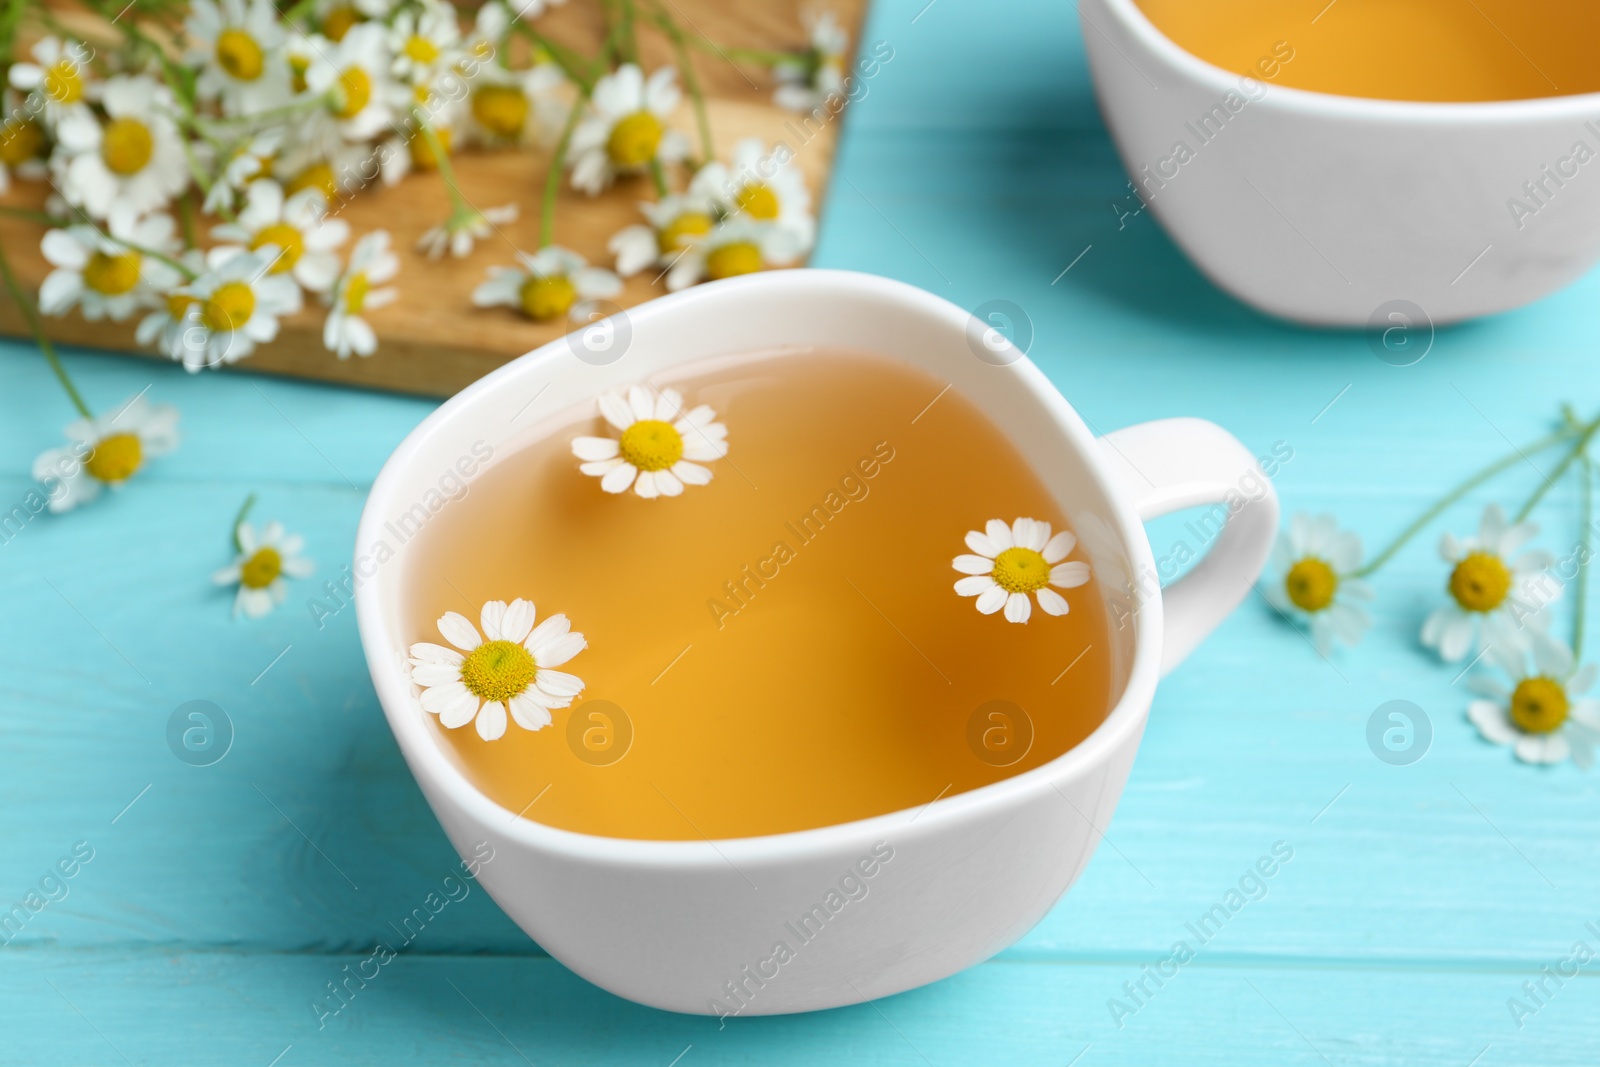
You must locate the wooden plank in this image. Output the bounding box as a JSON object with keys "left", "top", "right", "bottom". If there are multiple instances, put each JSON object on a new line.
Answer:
{"left": 0, "top": 0, "right": 868, "bottom": 397}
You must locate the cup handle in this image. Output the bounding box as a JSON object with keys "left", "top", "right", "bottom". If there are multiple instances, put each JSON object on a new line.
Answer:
{"left": 1096, "top": 418, "right": 1280, "bottom": 676}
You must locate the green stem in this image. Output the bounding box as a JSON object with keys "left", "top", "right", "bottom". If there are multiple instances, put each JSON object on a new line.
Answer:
{"left": 648, "top": 156, "right": 669, "bottom": 197}
{"left": 541, "top": 93, "right": 587, "bottom": 249}
{"left": 510, "top": 22, "right": 595, "bottom": 92}
{"left": 419, "top": 120, "right": 468, "bottom": 214}
{"left": 1514, "top": 411, "right": 1600, "bottom": 523}
{"left": 0, "top": 243, "right": 92, "bottom": 420}
{"left": 0, "top": 205, "right": 71, "bottom": 226}
{"left": 647, "top": 3, "right": 713, "bottom": 163}
{"left": 231, "top": 493, "right": 256, "bottom": 554}
{"left": 676, "top": 32, "right": 797, "bottom": 67}
{"left": 178, "top": 191, "right": 198, "bottom": 249}
{"left": 1577, "top": 455, "right": 1593, "bottom": 659}
{"left": 1351, "top": 421, "right": 1590, "bottom": 578}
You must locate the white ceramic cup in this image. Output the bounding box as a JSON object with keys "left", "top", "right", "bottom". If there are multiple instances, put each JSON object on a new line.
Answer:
{"left": 356, "top": 270, "right": 1278, "bottom": 1014}
{"left": 1080, "top": 0, "right": 1600, "bottom": 325}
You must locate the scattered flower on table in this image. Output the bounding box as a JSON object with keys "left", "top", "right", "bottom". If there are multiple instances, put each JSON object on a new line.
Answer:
{"left": 418, "top": 202, "right": 517, "bottom": 260}
{"left": 571, "top": 386, "right": 728, "bottom": 498}
{"left": 1422, "top": 504, "right": 1554, "bottom": 662}
{"left": 664, "top": 218, "right": 802, "bottom": 290}
{"left": 409, "top": 599, "right": 588, "bottom": 741}
{"left": 567, "top": 64, "right": 690, "bottom": 195}
{"left": 53, "top": 74, "right": 189, "bottom": 230}
{"left": 953, "top": 518, "right": 1091, "bottom": 624}
{"left": 175, "top": 249, "right": 303, "bottom": 368}
{"left": 304, "top": 22, "right": 398, "bottom": 141}
{"left": 472, "top": 245, "right": 621, "bottom": 322}
{"left": 691, "top": 139, "right": 816, "bottom": 252}
{"left": 213, "top": 518, "right": 315, "bottom": 618}
{"left": 608, "top": 192, "right": 717, "bottom": 277}
{"left": 32, "top": 393, "right": 179, "bottom": 513}
{"left": 1263, "top": 512, "right": 1374, "bottom": 656}
{"left": 211, "top": 179, "right": 351, "bottom": 294}
{"left": 185, "top": 0, "right": 292, "bottom": 115}
{"left": 324, "top": 230, "right": 400, "bottom": 358}
{"left": 464, "top": 60, "right": 564, "bottom": 148}
{"left": 387, "top": 0, "right": 463, "bottom": 84}
{"left": 773, "top": 11, "right": 850, "bottom": 112}
{"left": 1467, "top": 633, "right": 1600, "bottom": 768}
{"left": 8, "top": 36, "right": 96, "bottom": 128}
{"left": 0, "top": 89, "right": 49, "bottom": 193}
{"left": 38, "top": 214, "right": 183, "bottom": 322}
{"left": 135, "top": 250, "right": 209, "bottom": 365}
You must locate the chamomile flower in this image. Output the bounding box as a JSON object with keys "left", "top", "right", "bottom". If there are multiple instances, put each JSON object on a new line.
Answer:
{"left": 175, "top": 249, "right": 303, "bottom": 367}
{"left": 388, "top": 0, "right": 462, "bottom": 82}
{"left": 316, "top": 1, "right": 367, "bottom": 42}
{"left": 32, "top": 393, "right": 179, "bottom": 513}
{"left": 185, "top": 0, "right": 291, "bottom": 114}
{"left": 211, "top": 179, "right": 350, "bottom": 294}
{"left": 691, "top": 139, "right": 815, "bottom": 251}
{"left": 663, "top": 217, "right": 801, "bottom": 291}
{"left": 953, "top": 518, "right": 1090, "bottom": 624}
{"left": 471, "top": 245, "right": 621, "bottom": 322}
{"left": 323, "top": 230, "right": 399, "bottom": 359}
{"left": 213, "top": 520, "right": 315, "bottom": 618}
{"left": 567, "top": 64, "right": 690, "bottom": 195}
{"left": 203, "top": 128, "right": 283, "bottom": 215}
{"left": 1261, "top": 513, "right": 1374, "bottom": 656}
{"left": 463, "top": 61, "right": 564, "bottom": 147}
{"left": 135, "top": 249, "right": 209, "bottom": 365}
{"left": 7, "top": 37, "right": 96, "bottom": 129}
{"left": 0, "top": 91, "right": 49, "bottom": 194}
{"left": 608, "top": 192, "right": 717, "bottom": 277}
{"left": 773, "top": 11, "right": 849, "bottom": 113}
{"left": 38, "top": 213, "right": 183, "bottom": 322}
{"left": 408, "top": 599, "right": 588, "bottom": 741}
{"left": 418, "top": 202, "right": 517, "bottom": 259}
{"left": 53, "top": 75, "right": 189, "bottom": 229}
{"left": 1467, "top": 633, "right": 1600, "bottom": 767}
{"left": 570, "top": 386, "right": 728, "bottom": 498}
{"left": 1422, "top": 504, "right": 1555, "bottom": 662}
{"left": 305, "top": 22, "right": 396, "bottom": 141}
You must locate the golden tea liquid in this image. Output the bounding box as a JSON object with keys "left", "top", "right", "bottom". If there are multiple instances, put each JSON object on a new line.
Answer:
{"left": 402, "top": 350, "right": 1112, "bottom": 840}
{"left": 1135, "top": 0, "right": 1600, "bottom": 102}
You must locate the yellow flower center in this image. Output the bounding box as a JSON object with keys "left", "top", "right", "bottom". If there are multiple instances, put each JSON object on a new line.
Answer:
{"left": 286, "top": 161, "right": 336, "bottom": 200}
{"left": 334, "top": 65, "right": 372, "bottom": 119}
{"left": 705, "top": 241, "right": 762, "bottom": 280}
{"left": 409, "top": 124, "right": 450, "bottom": 168}
{"left": 518, "top": 273, "right": 576, "bottom": 321}
{"left": 0, "top": 118, "right": 43, "bottom": 165}
{"left": 403, "top": 34, "right": 440, "bottom": 65}
{"left": 239, "top": 546, "right": 283, "bottom": 589}
{"left": 343, "top": 271, "right": 369, "bottom": 314}
{"left": 606, "top": 110, "right": 663, "bottom": 168}
{"left": 618, "top": 419, "right": 684, "bottom": 472}
{"left": 1285, "top": 557, "right": 1338, "bottom": 612}
{"left": 44, "top": 59, "right": 84, "bottom": 104}
{"left": 735, "top": 182, "right": 780, "bottom": 220}
{"left": 990, "top": 546, "right": 1051, "bottom": 594}
{"left": 202, "top": 280, "right": 256, "bottom": 332}
{"left": 471, "top": 84, "right": 529, "bottom": 138}
{"left": 460, "top": 639, "right": 537, "bottom": 703}
{"left": 321, "top": 6, "right": 361, "bottom": 41}
{"left": 1449, "top": 551, "right": 1512, "bottom": 613}
{"left": 82, "top": 250, "right": 142, "bottom": 296}
{"left": 289, "top": 54, "right": 311, "bottom": 94}
{"left": 250, "top": 222, "right": 305, "bottom": 272}
{"left": 101, "top": 117, "right": 153, "bottom": 176}
{"left": 657, "top": 211, "right": 712, "bottom": 253}
{"left": 216, "top": 27, "right": 265, "bottom": 81}
{"left": 166, "top": 291, "right": 197, "bottom": 320}
{"left": 1510, "top": 676, "right": 1569, "bottom": 734}
{"left": 85, "top": 432, "right": 142, "bottom": 483}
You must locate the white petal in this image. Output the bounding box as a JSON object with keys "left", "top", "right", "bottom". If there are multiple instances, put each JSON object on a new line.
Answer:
{"left": 476, "top": 702, "right": 507, "bottom": 741}
{"left": 598, "top": 390, "right": 635, "bottom": 431}
{"left": 1036, "top": 588, "right": 1070, "bottom": 616}
{"left": 627, "top": 384, "right": 655, "bottom": 421}
{"left": 1043, "top": 530, "right": 1076, "bottom": 564}
{"left": 410, "top": 662, "right": 462, "bottom": 687}
{"left": 532, "top": 631, "right": 586, "bottom": 669}
{"left": 1515, "top": 732, "right": 1569, "bottom": 764}
{"left": 975, "top": 586, "right": 1007, "bottom": 614}
{"left": 600, "top": 462, "right": 638, "bottom": 493}
{"left": 524, "top": 612, "right": 571, "bottom": 653}
{"left": 654, "top": 469, "right": 684, "bottom": 496}
{"left": 480, "top": 599, "right": 508, "bottom": 641}
{"left": 985, "top": 519, "right": 1014, "bottom": 550}
{"left": 536, "top": 668, "right": 585, "bottom": 697}
{"left": 1003, "top": 591, "right": 1032, "bottom": 623}
{"left": 952, "top": 554, "right": 994, "bottom": 575}
{"left": 421, "top": 679, "right": 469, "bottom": 715}
{"left": 500, "top": 599, "right": 537, "bottom": 644}
{"left": 572, "top": 435, "right": 620, "bottom": 461}
{"left": 965, "top": 530, "right": 1000, "bottom": 558}
{"left": 634, "top": 469, "right": 659, "bottom": 498}
{"left": 954, "top": 575, "right": 997, "bottom": 597}
{"left": 1467, "top": 699, "right": 1519, "bottom": 745}
{"left": 509, "top": 693, "right": 552, "bottom": 731}
{"left": 437, "top": 611, "right": 482, "bottom": 651}
{"left": 671, "top": 460, "right": 712, "bottom": 486}
{"left": 1049, "top": 562, "right": 1091, "bottom": 589}
{"left": 409, "top": 642, "right": 464, "bottom": 665}
{"left": 1438, "top": 613, "right": 1476, "bottom": 662}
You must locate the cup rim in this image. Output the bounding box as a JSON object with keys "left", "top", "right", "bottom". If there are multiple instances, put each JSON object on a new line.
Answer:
{"left": 1093, "top": 0, "right": 1600, "bottom": 121}
{"left": 355, "top": 270, "right": 1164, "bottom": 868}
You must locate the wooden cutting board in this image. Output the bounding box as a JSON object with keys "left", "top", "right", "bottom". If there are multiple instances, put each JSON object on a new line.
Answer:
{"left": 0, "top": 0, "right": 868, "bottom": 397}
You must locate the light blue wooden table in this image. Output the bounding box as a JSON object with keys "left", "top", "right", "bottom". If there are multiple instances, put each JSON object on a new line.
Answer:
{"left": 5, "top": 0, "right": 1599, "bottom": 1063}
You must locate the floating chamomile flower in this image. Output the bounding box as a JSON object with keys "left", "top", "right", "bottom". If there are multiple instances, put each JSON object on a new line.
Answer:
{"left": 471, "top": 245, "right": 622, "bottom": 322}
{"left": 1422, "top": 503, "right": 1554, "bottom": 662}
{"left": 665, "top": 218, "right": 801, "bottom": 291}
{"left": 324, "top": 230, "right": 400, "bottom": 358}
{"left": 691, "top": 139, "right": 815, "bottom": 251}
{"left": 212, "top": 179, "right": 350, "bottom": 294}
{"left": 305, "top": 22, "right": 397, "bottom": 141}
{"left": 409, "top": 599, "right": 588, "bottom": 741}
{"left": 773, "top": 11, "right": 849, "bottom": 113}
{"left": 38, "top": 213, "right": 182, "bottom": 323}
{"left": 418, "top": 202, "right": 517, "bottom": 260}
{"left": 608, "top": 192, "right": 718, "bottom": 277}
{"left": 571, "top": 386, "right": 728, "bottom": 498}
{"left": 175, "top": 249, "right": 304, "bottom": 367}
{"left": 53, "top": 75, "right": 188, "bottom": 230}
{"left": 213, "top": 519, "right": 315, "bottom": 618}
{"left": 8, "top": 37, "right": 96, "bottom": 128}
{"left": 1467, "top": 633, "right": 1600, "bottom": 768}
{"left": 1262, "top": 513, "right": 1374, "bottom": 656}
{"left": 185, "top": 0, "right": 291, "bottom": 114}
{"left": 32, "top": 393, "right": 179, "bottom": 513}
{"left": 568, "top": 64, "right": 690, "bottom": 195}
{"left": 953, "top": 518, "right": 1090, "bottom": 624}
